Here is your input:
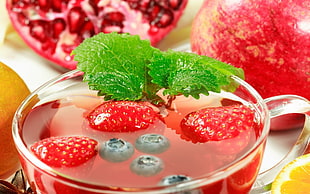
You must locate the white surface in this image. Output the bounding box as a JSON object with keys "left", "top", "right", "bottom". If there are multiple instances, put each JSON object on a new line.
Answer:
{"left": 0, "top": 34, "right": 67, "bottom": 91}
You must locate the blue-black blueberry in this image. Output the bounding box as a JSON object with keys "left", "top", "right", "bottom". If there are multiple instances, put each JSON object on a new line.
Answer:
{"left": 99, "top": 138, "right": 134, "bottom": 162}
{"left": 135, "top": 134, "right": 170, "bottom": 154}
{"left": 130, "top": 155, "right": 163, "bottom": 177}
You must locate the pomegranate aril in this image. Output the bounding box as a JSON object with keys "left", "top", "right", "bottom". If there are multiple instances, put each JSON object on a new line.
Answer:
{"left": 29, "top": 20, "right": 50, "bottom": 42}
{"left": 11, "top": 0, "right": 27, "bottom": 8}
{"left": 67, "top": 7, "right": 87, "bottom": 33}
{"left": 149, "top": 4, "right": 161, "bottom": 21}
{"left": 17, "top": 12, "right": 29, "bottom": 26}
{"left": 148, "top": 26, "right": 160, "bottom": 35}
{"left": 42, "top": 39, "right": 57, "bottom": 55}
{"left": 140, "top": 0, "right": 155, "bottom": 12}
{"left": 11, "top": 0, "right": 19, "bottom": 4}
{"left": 81, "top": 20, "right": 95, "bottom": 39}
{"left": 154, "top": 9, "right": 173, "bottom": 28}
{"left": 159, "top": 0, "right": 183, "bottom": 10}
{"left": 157, "top": 0, "right": 169, "bottom": 8}
{"left": 101, "top": 12, "right": 125, "bottom": 33}
{"left": 52, "top": 18, "right": 66, "bottom": 39}
{"left": 126, "top": 2, "right": 138, "bottom": 9}
{"left": 104, "top": 12, "right": 125, "bottom": 24}
{"left": 51, "top": 0, "right": 63, "bottom": 12}
{"left": 37, "top": 0, "right": 51, "bottom": 12}
{"left": 169, "top": 0, "right": 183, "bottom": 10}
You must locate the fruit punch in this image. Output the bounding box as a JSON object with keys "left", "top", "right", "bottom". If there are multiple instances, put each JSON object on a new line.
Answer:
{"left": 16, "top": 78, "right": 264, "bottom": 193}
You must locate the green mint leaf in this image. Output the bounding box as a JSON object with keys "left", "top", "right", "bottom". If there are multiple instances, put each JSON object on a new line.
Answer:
{"left": 148, "top": 50, "right": 244, "bottom": 99}
{"left": 72, "top": 33, "right": 244, "bottom": 102}
{"left": 72, "top": 32, "right": 160, "bottom": 101}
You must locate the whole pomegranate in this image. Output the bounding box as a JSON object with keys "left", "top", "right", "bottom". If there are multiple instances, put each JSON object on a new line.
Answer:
{"left": 6, "top": 0, "right": 188, "bottom": 69}
{"left": 191, "top": 0, "right": 310, "bottom": 100}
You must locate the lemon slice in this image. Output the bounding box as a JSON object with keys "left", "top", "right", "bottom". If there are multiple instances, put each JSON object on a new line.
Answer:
{"left": 271, "top": 153, "right": 310, "bottom": 194}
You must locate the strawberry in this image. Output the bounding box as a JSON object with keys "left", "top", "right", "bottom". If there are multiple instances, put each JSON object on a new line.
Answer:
{"left": 180, "top": 104, "right": 255, "bottom": 143}
{"left": 31, "top": 136, "right": 98, "bottom": 168}
{"left": 86, "top": 101, "right": 161, "bottom": 132}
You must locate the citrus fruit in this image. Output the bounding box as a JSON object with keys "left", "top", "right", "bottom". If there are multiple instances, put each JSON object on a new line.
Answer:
{"left": 0, "top": 62, "right": 30, "bottom": 179}
{"left": 271, "top": 153, "right": 310, "bottom": 194}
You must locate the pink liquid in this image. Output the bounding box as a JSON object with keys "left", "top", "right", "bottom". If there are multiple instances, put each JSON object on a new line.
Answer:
{"left": 20, "top": 94, "right": 263, "bottom": 193}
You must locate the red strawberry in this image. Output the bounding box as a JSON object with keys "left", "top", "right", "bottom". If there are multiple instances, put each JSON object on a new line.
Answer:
{"left": 31, "top": 136, "right": 98, "bottom": 168}
{"left": 87, "top": 101, "right": 162, "bottom": 132}
{"left": 180, "top": 105, "right": 255, "bottom": 143}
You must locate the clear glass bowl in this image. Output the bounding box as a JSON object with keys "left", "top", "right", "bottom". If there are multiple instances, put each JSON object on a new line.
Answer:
{"left": 12, "top": 70, "right": 310, "bottom": 194}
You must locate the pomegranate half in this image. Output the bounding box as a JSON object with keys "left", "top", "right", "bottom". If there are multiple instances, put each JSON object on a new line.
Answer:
{"left": 6, "top": 0, "right": 188, "bottom": 69}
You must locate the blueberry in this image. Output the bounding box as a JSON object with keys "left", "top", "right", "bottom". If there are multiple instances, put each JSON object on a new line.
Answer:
{"left": 130, "top": 155, "right": 163, "bottom": 177}
{"left": 160, "top": 175, "right": 202, "bottom": 194}
{"left": 99, "top": 138, "right": 134, "bottom": 162}
{"left": 159, "top": 175, "right": 192, "bottom": 186}
{"left": 135, "top": 134, "right": 170, "bottom": 154}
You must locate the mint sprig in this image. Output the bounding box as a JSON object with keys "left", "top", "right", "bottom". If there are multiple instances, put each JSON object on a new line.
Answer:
{"left": 72, "top": 32, "right": 244, "bottom": 102}
{"left": 72, "top": 32, "right": 160, "bottom": 101}
{"left": 149, "top": 50, "right": 244, "bottom": 99}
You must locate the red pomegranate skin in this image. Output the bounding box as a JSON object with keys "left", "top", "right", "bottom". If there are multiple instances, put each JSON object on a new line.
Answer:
{"left": 191, "top": 0, "right": 310, "bottom": 100}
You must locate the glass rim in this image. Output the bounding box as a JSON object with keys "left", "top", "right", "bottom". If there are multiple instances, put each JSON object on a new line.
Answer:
{"left": 12, "top": 70, "right": 270, "bottom": 193}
